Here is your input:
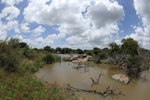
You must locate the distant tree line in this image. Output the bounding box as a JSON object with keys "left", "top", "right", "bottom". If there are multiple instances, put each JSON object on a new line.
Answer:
{"left": 0, "top": 38, "right": 150, "bottom": 78}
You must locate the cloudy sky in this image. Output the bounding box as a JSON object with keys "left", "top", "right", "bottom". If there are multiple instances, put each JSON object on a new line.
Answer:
{"left": 0, "top": 0, "right": 149, "bottom": 49}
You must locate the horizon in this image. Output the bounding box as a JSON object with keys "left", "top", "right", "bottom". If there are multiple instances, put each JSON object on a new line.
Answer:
{"left": 0, "top": 0, "right": 149, "bottom": 49}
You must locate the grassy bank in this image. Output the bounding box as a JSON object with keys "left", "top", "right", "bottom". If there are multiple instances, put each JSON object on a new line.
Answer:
{"left": 0, "top": 39, "right": 78, "bottom": 100}
{"left": 0, "top": 69, "right": 79, "bottom": 100}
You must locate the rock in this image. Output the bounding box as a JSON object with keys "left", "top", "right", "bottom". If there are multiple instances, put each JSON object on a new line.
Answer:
{"left": 112, "top": 74, "right": 130, "bottom": 84}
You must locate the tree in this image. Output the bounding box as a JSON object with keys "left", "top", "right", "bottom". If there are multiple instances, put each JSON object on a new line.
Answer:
{"left": 93, "top": 47, "right": 101, "bottom": 55}
{"left": 109, "top": 42, "right": 120, "bottom": 57}
{"left": 61, "top": 48, "right": 72, "bottom": 54}
{"left": 0, "top": 39, "right": 22, "bottom": 72}
{"left": 44, "top": 46, "right": 53, "bottom": 52}
{"left": 76, "top": 49, "right": 83, "bottom": 54}
{"left": 121, "top": 38, "right": 139, "bottom": 56}
{"left": 19, "top": 42, "right": 28, "bottom": 48}
{"left": 8, "top": 38, "right": 20, "bottom": 49}
{"left": 127, "top": 55, "right": 142, "bottom": 77}
{"left": 43, "top": 54, "right": 55, "bottom": 64}
{"left": 55, "top": 47, "right": 62, "bottom": 53}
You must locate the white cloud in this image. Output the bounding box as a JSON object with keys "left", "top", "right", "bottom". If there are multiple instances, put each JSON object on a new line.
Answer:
{"left": 0, "top": 20, "right": 20, "bottom": 40}
{"left": 31, "top": 26, "right": 45, "bottom": 37}
{"left": 21, "top": 22, "right": 30, "bottom": 33}
{"left": 126, "top": 0, "right": 150, "bottom": 49}
{"left": 0, "top": 32, "right": 7, "bottom": 40}
{"left": 86, "top": 0, "right": 124, "bottom": 28}
{"left": 23, "top": 0, "right": 124, "bottom": 49}
{"left": 0, "top": 6, "right": 20, "bottom": 40}
{"left": 1, "top": 0, "right": 23, "bottom": 5}
{"left": 18, "top": 34, "right": 58, "bottom": 48}
{"left": 0, "top": 6, "right": 20, "bottom": 21}
{"left": 134, "top": 0, "right": 150, "bottom": 26}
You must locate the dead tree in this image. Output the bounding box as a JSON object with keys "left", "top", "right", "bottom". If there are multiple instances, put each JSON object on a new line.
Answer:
{"left": 90, "top": 73, "right": 103, "bottom": 86}
{"left": 66, "top": 84, "right": 124, "bottom": 98}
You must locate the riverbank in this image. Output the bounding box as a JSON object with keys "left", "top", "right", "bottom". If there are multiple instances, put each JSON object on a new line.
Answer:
{"left": 0, "top": 69, "right": 79, "bottom": 100}
{"left": 0, "top": 39, "right": 79, "bottom": 100}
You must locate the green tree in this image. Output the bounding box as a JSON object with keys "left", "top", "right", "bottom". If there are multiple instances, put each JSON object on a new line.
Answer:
{"left": 127, "top": 55, "right": 142, "bottom": 77}
{"left": 19, "top": 42, "right": 28, "bottom": 48}
{"left": 93, "top": 47, "right": 101, "bottom": 55}
{"left": 55, "top": 47, "right": 62, "bottom": 53}
{"left": 121, "top": 38, "right": 139, "bottom": 55}
{"left": 109, "top": 42, "right": 120, "bottom": 57}
{"left": 43, "top": 54, "right": 55, "bottom": 64}
{"left": 76, "top": 49, "right": 83, "bottom": 54}
{"left": 0, "top": 39, "right": 22, "bottom": 72}
{"left": 44, "top": 46, "right": 54, "bottom": 52}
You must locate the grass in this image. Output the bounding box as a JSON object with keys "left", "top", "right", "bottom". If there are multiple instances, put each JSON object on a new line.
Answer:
{"left": 0, "top": 69, "right": 78, "bottom": 100}
{"left": 0, "top": 39, "right": 78, "bottom": 100}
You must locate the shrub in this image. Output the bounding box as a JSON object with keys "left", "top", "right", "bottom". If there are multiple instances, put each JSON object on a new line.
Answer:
{"left": 0, "top": 40, "right": 22, "bottom": 72}
{"left": 23, "top": 48, "right": 34, "bottom": 59}
{"left": 126, "top": 55, "right": 142, "bottom": 77}
{"left": 43, "top": 54, "right": 54, "bottom": 64}
{"left": 43, "top": 54, "right": 61, "bottom": 64}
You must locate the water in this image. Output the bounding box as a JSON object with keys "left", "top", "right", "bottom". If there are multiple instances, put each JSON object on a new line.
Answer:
{"left": 35, "top": 61, "right": 150, "bottom": 100}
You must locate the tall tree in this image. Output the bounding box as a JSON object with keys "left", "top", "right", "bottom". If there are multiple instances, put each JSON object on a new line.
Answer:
{"left": 121, "top": 38, "right": 139, "bottom": 56}
{"left": 44, "top": 46, "right": 53, "bottom": 52}
{"left": 93, "top": 47, "right": 101, "bottom": 55}
{"left": 109, "top": 42, "right": 120, "bottom": 57}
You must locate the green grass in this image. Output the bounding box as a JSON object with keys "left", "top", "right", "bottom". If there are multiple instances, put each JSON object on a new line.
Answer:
{"left": 0, "top": 39, "right": 78, "bottom": 100}
{"left": 0, "top": 69, "right": 78, "bottom": 100}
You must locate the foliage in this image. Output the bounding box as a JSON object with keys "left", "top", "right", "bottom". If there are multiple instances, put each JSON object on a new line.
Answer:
{"left": 121, "top": 38, "right": 139, "bottom": 55}
{"left": 93, "top": 47, "right": 101, "bottom": 55}
{"left": 104, "top": 38, "right": 149, "bottom": 77}
{"left": 126, "top": 55, "right": 142, "bottom": 77}
{"left": 55, "top": 47, "right": 62, "bottom": 53}
{"left": 109, "top": 42, "right": 120, "bottom": 57}
{"left": 23, "top": 48, "right": 34, "bottom": 59}
{"left": 0, "top": 38, "right": 60, "bottom": 73}
{"left": 0, "top": 38, "right": 78, "bottom": 100}
{"left": 44, "top": 46, "right": 54, "bottom": 52}
{"left": 0, "top": 39, "right": 22, "bottom": 72}
{"left": 43, "top": 53, "right": 61, "bottom": 64}
{"left": 19, "top": 42, "right": 29, "bottom": 48}
{"left": 61, "top": 48, "right": 73, "bottom": 54}
{"left": 76, "top": 49, "right": 83, "bottom": 54}
{"left": 0, "top": 69, "right": 76, "bottom": 100}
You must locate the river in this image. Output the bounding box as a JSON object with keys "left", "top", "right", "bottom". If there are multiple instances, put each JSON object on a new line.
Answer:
{"left": 35, "top": 60, "right": 150, "bottom": 100}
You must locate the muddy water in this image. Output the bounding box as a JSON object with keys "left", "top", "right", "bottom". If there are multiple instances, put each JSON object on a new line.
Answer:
{"left": 35, "top": 61, "right": 150, "bottom": 100}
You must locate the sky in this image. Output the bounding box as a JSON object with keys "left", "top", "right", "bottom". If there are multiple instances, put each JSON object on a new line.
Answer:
{"left": 0, "top": 0, "right": 150, "bottom": 49}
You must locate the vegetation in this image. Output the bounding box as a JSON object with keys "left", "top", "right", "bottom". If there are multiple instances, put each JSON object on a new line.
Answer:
{"left": 0, "top": 69, "right": 78, "bottom": 100}
{"left": 0, "top": 37, "right": 150, "bottom": 99}
{"left": 44, "top": 37, "right": 150, "bottom": 78}
{"left": 0, "top": 38, "right": 77, "bottom": 100}
{"left": 108, "top": 38, "right": 150, "bottom": 77}
{"left": 43, "top": 53, "right": 61, "bottom": 64}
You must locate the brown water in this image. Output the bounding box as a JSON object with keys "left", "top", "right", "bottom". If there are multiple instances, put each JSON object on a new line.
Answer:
{"left": 35, "top": 61, "right": 150, "bottom": 100}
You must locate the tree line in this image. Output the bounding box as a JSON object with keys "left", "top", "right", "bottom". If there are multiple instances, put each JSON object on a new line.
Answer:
{"left": 0, "top": 38, "right": 150, "bottom": 78}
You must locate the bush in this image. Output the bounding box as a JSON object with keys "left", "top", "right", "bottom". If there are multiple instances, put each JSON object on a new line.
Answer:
{"left": 126, "top": 55, "right": 142, "bottom": 77}
{"left": 0, "top": 40, "right": 22, "bottom": 72}
{"left": 19, "top": 60, "right": 38, "bottom": 73}
{"left": 43, "top": 54, "right": 61, "bottom": 64}
{"left": 23, "top": 48, "right": 34, "bottom": 59}
{"left": 43, "top": 54, "right": 54, "bottom": 64}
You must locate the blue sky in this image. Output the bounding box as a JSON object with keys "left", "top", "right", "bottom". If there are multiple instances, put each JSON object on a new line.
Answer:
{"left": 0, "top": 0, "right": 150, "bottom": 49}
{"left": 118, "top": 0, "right": 140, "bottom": 37}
